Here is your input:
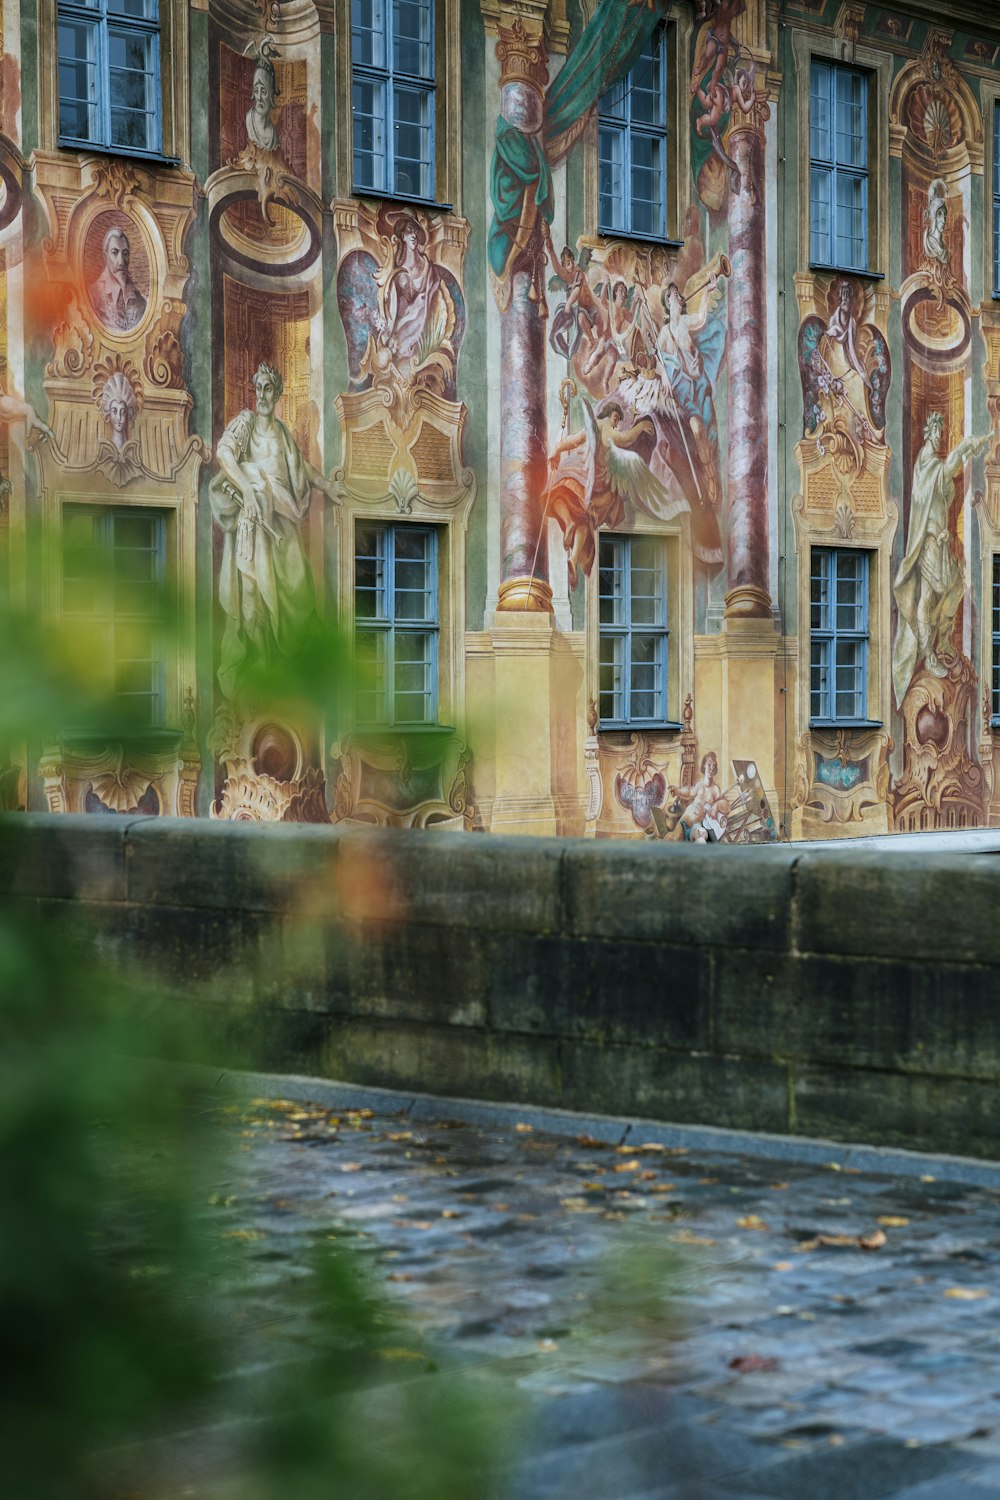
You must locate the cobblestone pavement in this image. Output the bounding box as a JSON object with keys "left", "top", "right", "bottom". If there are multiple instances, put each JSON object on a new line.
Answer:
{"left": 203, "top": 1076, "right": 1000, "bottom": 1499}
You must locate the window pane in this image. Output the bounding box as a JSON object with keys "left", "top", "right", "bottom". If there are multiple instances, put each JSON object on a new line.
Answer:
{"left": 835, "top": 171, "right": 866, "bottom": 269}
{"left": 352, "top": 0, "right": 386, "bottom": 69}
{"left": 629, "top": 35, "right": 664, "bottom": 128}
{"left": 599, "top": 126, "right": 624, "bottom": 233}
{"left": 810, "top": 61, "right": 832, "bottom": 163}
{"left": 810, "top": 166, "right": 832, "bottom": 263}
{"left": 58, "top": 19, "right": 100, "bottom": 142}
{"left": 629, "top": 134, "right": 665, "bottom": 238}
{"left": 834, "top": 67, "right": 865, "bottom": 168}
{"left": 353, "top": 78, "right": 386, "bottom": 190}
{"left": 355, "top": 523, "right": 386, "bottom": 620}
{"left": 810, "top": 641, "right": 829, "bottom": 720}
{"left": 393, "top": 0, "right": 432, "bottom": 79}
{"left": 598, "top": 77, "right": 626, "bottom": 123}
{"left": 834, "top": 639, "right": 863, "bottom": 718}
{"left": 108, "top": 0, "right": 158, "bottom": 18}
{"left": 599, "top": 633, "right": 623, "bottom": 723}
{"left": 393, "top": 84, "right": 433, "bottom": 199}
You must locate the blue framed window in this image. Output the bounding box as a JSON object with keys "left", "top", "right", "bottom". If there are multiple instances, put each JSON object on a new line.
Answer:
{"left": 354, "top": 522, "right": 439, "bottom": 725}
{"left": 810, "top": 548, "right": 870, "bottom": 724}
{"left": 810, "top": 60, "right": 868, "bottom": 271}
{"left": 61, "top": 506, "right": 168, "bottom": 728}
{"left": 598, "top": 25, "right": 667, "bottom": 240}
{"left": 993, "top": 106, "right": 1000, "bottom": 296}
{"left": 598, "top": 534, "right": 670, "bottom": 728}
{"left": 57, "top": 0, "right": 162, "bottom": 156}
{"left": 352, "top": 0, "right": 435, "bottom": 201}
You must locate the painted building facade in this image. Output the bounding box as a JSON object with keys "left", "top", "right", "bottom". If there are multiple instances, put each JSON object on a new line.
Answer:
{"left": 1, "top": 0, "right": 1000, "bottom": 839}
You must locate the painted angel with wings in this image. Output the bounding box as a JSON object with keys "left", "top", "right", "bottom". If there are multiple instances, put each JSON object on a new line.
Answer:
{"left": 542, "top": 397, "right": 686, "bottom": 589}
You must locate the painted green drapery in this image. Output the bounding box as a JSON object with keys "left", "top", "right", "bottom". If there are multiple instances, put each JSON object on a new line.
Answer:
{"left": 488, "top": 117, "right": 555, "bottom": 285}
{"left": 544, "top": 0, "right": 669, "bottom": 162}
{"left": 487, "top": 0, "right": 669, "bottom": 298}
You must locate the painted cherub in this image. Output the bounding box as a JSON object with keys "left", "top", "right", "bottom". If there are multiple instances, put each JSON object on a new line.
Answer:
{"left": 545, "top": 231, "right": 601, "bottom": 363}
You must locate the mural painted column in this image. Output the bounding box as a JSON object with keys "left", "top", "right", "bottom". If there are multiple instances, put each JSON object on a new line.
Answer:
{"left": 489, "top": 17, "right": 554, "bottom": 615}
{"left": 723, "top": 73, "right": 771, "bottom": 618}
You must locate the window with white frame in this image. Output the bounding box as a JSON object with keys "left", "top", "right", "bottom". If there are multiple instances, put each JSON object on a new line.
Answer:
{"left": 352, "top": 0, "right": 435, "bottom": 201}
{"left": 61, "top": 506, "right": 168, "bottom": 728}
{"left": 354, "top": 522, "right": 439, "bottom": 725}
{"left": 57, "top": 0, "right": 162, "bottom": 155}
{"left": 810, "top": 60, "right": 869, "bottom": 272}
{"left": 810, "top": 547, "right": 871, "bottom": 724}
{"left": 598, "top": 25, "right": 668, "bottom": 241}
{"left": 598, "top": 533, "right": 670, "bottom": 728}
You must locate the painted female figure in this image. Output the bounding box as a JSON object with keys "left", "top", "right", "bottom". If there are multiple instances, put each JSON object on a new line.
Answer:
{"left": 375, "top": 214, "right": 450, "bottom": 366}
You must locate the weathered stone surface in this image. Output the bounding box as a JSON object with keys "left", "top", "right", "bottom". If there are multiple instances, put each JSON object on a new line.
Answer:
{"left": 1, "top": 813, "right": 141, "bottom": 902}
{"left": 12, "top": 815, "right": 1000, "bottom": 1155}
{"left": 562, "top": 841, "right": 796, "bottom": 950}
{"left": 793, "top": 850, "right": 1000, "bottom": 966}
{"left": 126, "top": 817, "right": 341, "bottom": 913}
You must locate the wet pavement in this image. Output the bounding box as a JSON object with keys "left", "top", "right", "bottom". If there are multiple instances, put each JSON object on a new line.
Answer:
{"left": 201, "top": 1075, "right": 1000, "bottom": 1499}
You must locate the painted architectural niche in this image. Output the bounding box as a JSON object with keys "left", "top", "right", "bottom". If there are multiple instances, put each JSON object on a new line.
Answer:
{"left": 791, "top": 271, "right": 895, "bottom": 836}
{"left": 207, "top": 11, "right": 331, "bottom": 823}
{"left": 31, "top": 153, "right": 204, "bottom": 817}
{"left": 889, "top": 29, "right": 990, "bottom": 832}
{"left": 331, "top": 199, "right": 477, "bottom": 831}
{"left": 206, "top": 32, "right": 323, "bottom": 278}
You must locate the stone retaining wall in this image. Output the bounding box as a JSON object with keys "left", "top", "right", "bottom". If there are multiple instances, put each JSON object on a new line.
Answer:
{"left": 4, "top": 815, "right": 1000, "bottom": 1157}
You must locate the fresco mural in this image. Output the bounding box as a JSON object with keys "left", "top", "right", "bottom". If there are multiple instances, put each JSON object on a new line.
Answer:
{"left": 889, "top": 28, "right": 990, "bottom": 832}
{"left": 5, "top": 0, "right": 1000, "bottom": 839}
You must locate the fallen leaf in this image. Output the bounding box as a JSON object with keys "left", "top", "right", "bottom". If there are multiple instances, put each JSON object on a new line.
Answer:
{"left": 921, "top": 1175, "right": 936, "bottom": 1183}
{"left": 877, "top": 1216, "right": 910, "bottom": 1228}
{"left": 637, "top": 1142, "right": 668, "bottom": 1152}
{"left": 671, "top": 1229, "right": 717, "bottom": 1247}
{"left": 392, "top": 1219, "right": 434, "bottom": 1230}
{"left": 387, "top": 1131, "right": 414, "bottom": 1142}
{"left": 441, "top": 1209, "right": 461, "bottom": 1219}
{"left": 944, "top": 1287, "right": 989, "bottom": 1300}
{"left": 699, "top": 1177, "right": 720, "bottom": 1186}
{"left": 650, "top": 1182, "right": 676, "bottom": 1193}
{"left": 729, "top": 1355, "right": 780, "bottom": 1373}
{"left": 770, "top": 1183, "right": 790, "bottom": 1191}
{"left": 737, "top": 1215, "right": 769, "bottom": 1231}
{"left": 340, "top": 1162, "right": 363, "bottom": 1173}
{"left": 795, "top": 1229, "right": 886, "bottom": 1252}
{"left": 515, "top": 1123, "right": 534, "bottom": 1133}
{"left": 773, "top": 1261, "right": 793, "bottom": 1272}
{"left": 824, "top": 1162, "right": 843, "bottom": 1172}
{"left": 613, "top": 1159, "right": 640, "bottom": 1173}
{"left": 575, "top": 1135, "right": 607, "bottom": 1149}
{"left": 376, "top": 1347, "right": 428, "bottom": 1362}
{"left": 560, "top": 1197, "right": 595, "bottom": 1212}
{"left": 223, "top": 1228, "right": 263, "bottom": 1242}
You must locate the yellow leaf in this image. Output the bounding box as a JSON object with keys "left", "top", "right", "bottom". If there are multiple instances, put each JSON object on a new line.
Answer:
{"left": 441, "top": 1209, "right": 461, "bottom": 1219}
{"left": 770, "top": 1182, "right": 790, "bottom": 1191}
{"left": 560, "top": 1197, "right": 592, "bottom": 1212}
{"left": 944, "top": 1287, "right": 989, "bottom": 1300}
{"left": 223, "top": 1228, "right": 263, "bottom": 1242}
{"left": 773, "top": 1261, "right": 793, "bottom": 1271}
{"left": 613, "top": 1159, "right": 640, "bottom": 1173}
{"left": 515, "top": 1123, "right": 533, "bottom": 1133}
{"left": 737, "top": 1215, "right": 769, "bottom": 1231}
{"left": 877, "top": 1215, "right": 910, "bottom": 1228}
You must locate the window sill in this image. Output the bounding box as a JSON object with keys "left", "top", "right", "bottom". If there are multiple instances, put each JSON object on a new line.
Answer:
{"left": 809, "top": 719, "right": 884, "bottom": 731}
{"left": 350, "top": 723, "right": 456, "bottom": 737}
{"left": 598, "top": 227, "right": 684, "bottom": 252}
{"left": 808, "top": 263, "right": 885, "bottom": 282}
{"left": 599, "top": 721, "right": 683, "bottom": 735}
{"left": 58, "top": 138, "right": 181, "bottom": 169}
{"left": 351, "top": 187, "right": 453, "bottom": 215}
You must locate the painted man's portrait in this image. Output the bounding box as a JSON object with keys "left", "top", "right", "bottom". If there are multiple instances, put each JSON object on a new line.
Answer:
{"left": 88, "top": 225, "right": 148, "bottom": 333}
